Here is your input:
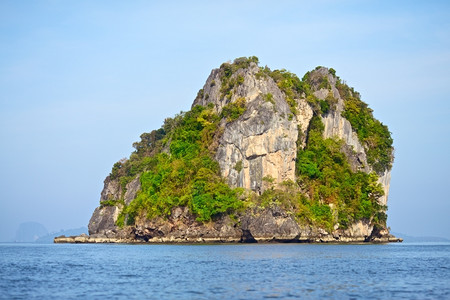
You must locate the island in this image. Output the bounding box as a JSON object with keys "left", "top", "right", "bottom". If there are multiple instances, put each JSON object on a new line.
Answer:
{"left": 55, "top": 57, "right": 402, "bottom": 244}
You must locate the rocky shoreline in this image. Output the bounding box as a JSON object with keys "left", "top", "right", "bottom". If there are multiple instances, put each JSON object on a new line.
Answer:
{"left": 67, "top": 205, "right": 403, "bottom": 245}
{"left": 54, "top": 233, "right": 402, "bottom": 244}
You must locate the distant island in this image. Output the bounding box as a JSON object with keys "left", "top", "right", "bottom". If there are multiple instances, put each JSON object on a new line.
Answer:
{"left": 37, "top": 227, "right": 87, "bottom": 243}
{"left": 12, "top": 222, "right": 87, "bottom": 243}
{"left": 56, "top": 57, "right": 401, "bottom": 244}
{"left": 15, "top": 222, "right": 48, "bottom": 243}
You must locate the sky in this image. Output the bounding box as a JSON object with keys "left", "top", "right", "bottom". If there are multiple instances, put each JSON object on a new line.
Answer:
{"left": 1, "top": 0, "right": 449, "bottom": 241}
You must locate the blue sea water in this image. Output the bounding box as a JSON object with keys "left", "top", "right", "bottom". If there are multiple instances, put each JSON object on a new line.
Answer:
{"left": 0, "top": 243, "right": 449, "bottom": 299}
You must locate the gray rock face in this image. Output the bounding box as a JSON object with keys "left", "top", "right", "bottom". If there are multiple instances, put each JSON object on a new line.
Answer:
{"left": 241, "top": 207, "right": 301, "bottom": 241}
{"left": 124, "top": 175, "right": 140, "bottom": 205}
{"left": 100, "top": 175, "right": 141, "bottom": 204}
{"left": 100, "top": 176, "right": 121, "bottom": 201}
{"left": 88, "top": 175, "right": 141, "bottom": 237}
{"left": 195, "top": 63, "right": 311, "bottom": 193}
{"left": 88, "top": 205, "right": 121, "bottom": 237}
{"left": 376, "top": 170, "right": 391, "bottom": 206}
{"left": 132, "top": 207, "right": 243, "bottom": 243}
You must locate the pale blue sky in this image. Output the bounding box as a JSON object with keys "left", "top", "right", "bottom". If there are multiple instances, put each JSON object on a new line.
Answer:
{"left": 1, "top": 0, "right": 449, "bottom": 241}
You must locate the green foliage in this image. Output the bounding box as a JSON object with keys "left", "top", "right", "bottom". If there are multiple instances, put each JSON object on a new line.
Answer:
{"left": 132, "top": 129, "right": 166, "bottom": 157}
{"left": 325, "top": 91, "right": 338, "bottom": 111}
{"left": 196, "top": 89, "right": 204, "bottom": 99}
{"left": 319, "top": 99, "right": 330, "bottom": 114}
{"left": 219, "top": 57, "right": 259, "bottom": 100}
{"left": 110, "top": 129, "right": 166, "bottom": 183}
{"left": 100, "top": 199, "right": 123, "bottom": 207}
{"left": 263, "top": 93, "right": 275, "bottom": 105}
{"left": 286, "top": 97, "right": 297, "bottom": 115}
{"left": 190, "top": 168, "right": 244, "bottom": 222}
{"left": 255, "top": 66, "right": 269, "bottom": 79}
{"left": 113, "top": 105, "right": 243, "bottom": 226}
{"left": 262, "top": 175, "right": 275, "bottom": 184}
{"left": 116, "top": 213, "right": 125, "bottom": 227}
{"left": 255, "top": 179, "right": 334, "bottom": 231}
{"left": 338, "top": 81, "right": 394, "bottom": 173}
{"left": 234, "top": 160, "right": 243, "bottom": 172}
{"left": 297, "top": 150, "right": 321, "bottom": 179}
{"left": 221, "top": 63, "right": 233, "bottom": 78}
{"left": 300, "top": 71, "right": 337, "bottom": 115}
{"left": 270, "top": 69, "right": 309, "bottom": 97}
{"left": 306, "top": 91, "right": 336, "bottom": 116}
{"left": 304, "top": 95, "right": 321, "bottom": 114}
{"left": 220, "top": 76, "right": 236, "bottom": 100}
{"left": 237, "top": 75, "right": 244, "bottom": 85}
{"left": 294, "top": 115, "right": 386, "bottom": 230}
{"left": 310, "top": 203, "right": 333, "bottom": 231}
{"left": 336, "top": 79, "right": 361, "bottom": 100}
{"left": 266, "top": 69, "right": 311, "bottom": 116}
{"left": 232, "top": 56, "right": 259, "bottom": 69}
{"left": 258, "top": 184, "right": 296, "bottom": 211}
{"left": 263, "top": 67, "right": 340, "bottom": 117}
{"left": 318, "top": 75, "right": 331, "bottom": 90}
{"left": 301, "top": 67, "right": 393, "bottom": 173}
{"left": 329, "top": 68, "right": 336, "bottom": 76}
{"left": 220, "top": 56, "right": 259, "bottom": 78}
{"left": 221, "top": 97, "right": 246, "bottom": 121}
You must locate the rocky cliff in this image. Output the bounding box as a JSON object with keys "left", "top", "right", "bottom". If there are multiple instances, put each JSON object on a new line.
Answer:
{"left": 193, "top": 61, "right": 310, "bottom": 193}
{"left": 56, "top": 57, "right": 400, "bottom": 244}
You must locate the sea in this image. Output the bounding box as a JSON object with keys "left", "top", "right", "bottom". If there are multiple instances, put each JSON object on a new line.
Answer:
{"left": 0, "top": 243, "right": 449, "bottom": 299}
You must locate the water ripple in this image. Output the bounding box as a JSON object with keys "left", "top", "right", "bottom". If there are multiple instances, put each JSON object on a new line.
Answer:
{"left": 0, "top": 243, "right": 449, "bottom": 299}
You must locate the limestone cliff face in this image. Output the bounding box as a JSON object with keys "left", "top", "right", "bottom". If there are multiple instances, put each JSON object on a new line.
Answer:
{"left": 68, "top": 58, "right": 400, "bottom": 245}
{"left": 193, "top": 62, "right": 312, "bottom": 193}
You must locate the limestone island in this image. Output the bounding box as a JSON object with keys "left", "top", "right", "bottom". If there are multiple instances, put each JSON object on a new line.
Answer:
{"left": 55, "top": 57, "right": 402, "bottom": 244}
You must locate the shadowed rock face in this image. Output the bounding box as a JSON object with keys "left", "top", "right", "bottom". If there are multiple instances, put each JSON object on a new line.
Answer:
{"left": 88, "top": 206, "right": 120, "bottom": 238}
{"left": 74, "top": 60, "right": 399, "bottom": 244}
{"left": 88, "top": 175, "right": 141, "bottom": 238}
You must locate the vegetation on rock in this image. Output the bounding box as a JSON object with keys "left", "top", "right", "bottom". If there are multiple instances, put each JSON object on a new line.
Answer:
{"left": 221, "top": 97, "right": 246, "bottom": 122}
{"left": 105, "top": 56, "right": 393, "bottom": 233}
{"left": 113, "top": 104, "right": 244, "bottom": 226}
{"left": 219, "top": 56, "right": 259, "bottom": 100}
{"left": 336, "top": 80, "right": 394, "bottom": 173}
{"left": 295, "top": 116, "right": 387, "bottom": 230}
